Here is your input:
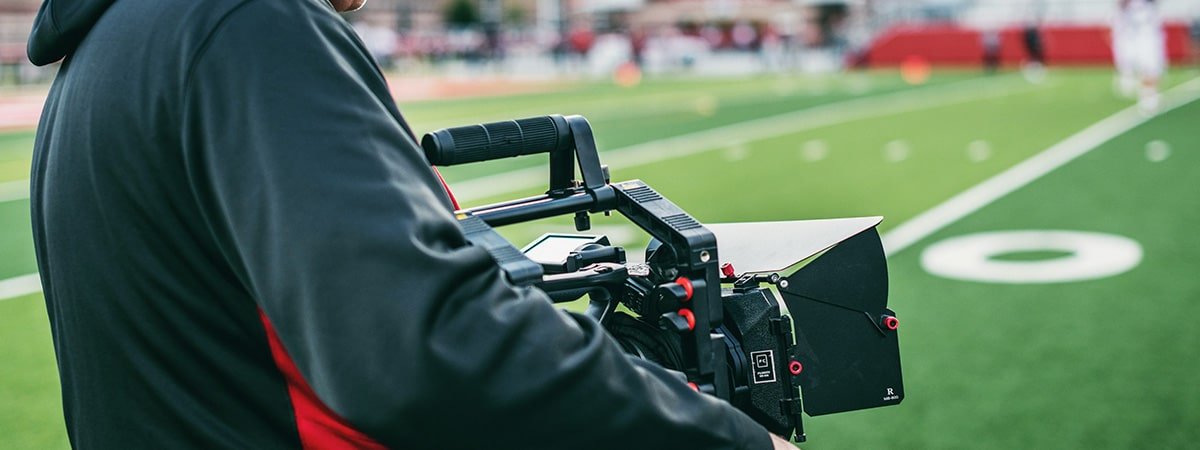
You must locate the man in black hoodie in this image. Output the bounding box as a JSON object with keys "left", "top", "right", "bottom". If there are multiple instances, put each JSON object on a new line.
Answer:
{"left": 27, "top": 0, "right": 789, "bottom": 448}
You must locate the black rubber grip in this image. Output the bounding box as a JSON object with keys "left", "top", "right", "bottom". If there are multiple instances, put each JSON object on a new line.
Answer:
{"left": 422, "top": 115, "right": 572, "bottom": 166}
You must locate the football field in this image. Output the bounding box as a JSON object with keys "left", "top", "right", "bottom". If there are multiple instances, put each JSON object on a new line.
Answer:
{"left": 1, "top": 67, "right": 1198, "bottom": 448}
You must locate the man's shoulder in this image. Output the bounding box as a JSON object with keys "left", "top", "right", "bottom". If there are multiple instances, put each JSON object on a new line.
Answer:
{"left": 104, "top": 0, "right": 343, "bottom": 48}
{"left": 92, "top": 0, "right": 355, "bottom": 82}
{"left": 200, "top": 0, "right": 345, "bottom": 31}
{"left": 187, "top": 0, "right": 354, "bottom": 52}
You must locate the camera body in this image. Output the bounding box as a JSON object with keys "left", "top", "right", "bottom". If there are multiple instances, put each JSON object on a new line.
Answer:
{"left": 526, "top": 231, "right": 805, "bottom": 437}
{"left": 426, "top": 115, "right": 903, "bottom": 442}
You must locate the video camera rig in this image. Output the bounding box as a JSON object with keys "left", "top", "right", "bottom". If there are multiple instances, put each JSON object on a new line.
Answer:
{"left": 422, "top": 115, "right": 904, "bottom": 442}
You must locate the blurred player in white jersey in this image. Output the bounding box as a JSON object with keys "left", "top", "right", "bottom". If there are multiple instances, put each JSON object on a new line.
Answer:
{"left": 1112, "top": 0, "right": 1167, "bottom": 113}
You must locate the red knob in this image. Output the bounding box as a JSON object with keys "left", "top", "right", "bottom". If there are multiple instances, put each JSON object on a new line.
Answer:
{"left": 789, "top": 360, "right": 803, "bottom": 375}
{"left": 677, "top": 308, "right": 696, "bottom": 331}
{"left": 674, "top": 277, "right": 694, "bottom": 301}
{"left": 882, "top": 315, "right": 899, "bottom": 331}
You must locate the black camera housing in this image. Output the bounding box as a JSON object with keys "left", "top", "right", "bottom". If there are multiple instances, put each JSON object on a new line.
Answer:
{"left": 424, "top": 115, "right": 903, "bottom": 442}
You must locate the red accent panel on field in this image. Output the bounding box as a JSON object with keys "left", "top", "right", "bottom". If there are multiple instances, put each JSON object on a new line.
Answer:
{"left": 865, "top": 23, "right": 1194, "bottom": 67}
{"left": 258, "top": 310, "right": 387, "bottom": 450}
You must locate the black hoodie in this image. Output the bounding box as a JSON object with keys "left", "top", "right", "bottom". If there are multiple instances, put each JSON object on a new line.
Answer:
{"left": 28, "top": 0, "right": 771, "bottom": 449}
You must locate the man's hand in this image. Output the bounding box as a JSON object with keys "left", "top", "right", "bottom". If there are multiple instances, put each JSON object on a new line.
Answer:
{"left": 771, "top": 434, "right": 796, "bottom": 449}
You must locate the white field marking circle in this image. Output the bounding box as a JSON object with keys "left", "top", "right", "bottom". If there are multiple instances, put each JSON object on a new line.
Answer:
{"left": 846, "top": 75, "right": 873, "bottom": 94}
{"left": 884, "top": 140, "right": 911, "bottom": 162}
{"left": 967, "top": 139, "right": 992, "bottom": 162}
{"left": 800, "top": 139, "right": 829, "bottom": 161}
{"left": 1145, "top": 140, "right": 1171, "bottom": 162}
{"left": 693, "top": 95, "right": 719, "bottom": 116}
{"left": 921, "top": 230, "right": 1143, "bottom": 284}
{"left": 723, "top": 142, "right": 750, "bottom": 161}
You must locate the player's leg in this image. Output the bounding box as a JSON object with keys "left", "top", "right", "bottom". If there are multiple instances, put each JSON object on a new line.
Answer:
{"left": 1135, "top": 31, "right": 1166, "bottom": 113}
{"left": 1113, "top": 30, "right": 1138, "bottom": 97}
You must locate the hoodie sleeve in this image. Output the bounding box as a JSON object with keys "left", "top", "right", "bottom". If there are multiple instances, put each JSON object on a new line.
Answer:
{"left": 179, "top": 1, "right": 772, "bottom": 449}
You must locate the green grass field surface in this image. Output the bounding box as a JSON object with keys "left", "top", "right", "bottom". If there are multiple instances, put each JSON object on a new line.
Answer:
{"left": 1, "top": 67, "right": 1197, "bottom": 448}
{"left": 805, "top": 94, "right": 1200, "bottom": 449}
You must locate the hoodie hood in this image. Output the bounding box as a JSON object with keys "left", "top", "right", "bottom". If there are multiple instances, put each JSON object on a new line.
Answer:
{"left": 27, "top": 0, "right": 117, "bottom": 66}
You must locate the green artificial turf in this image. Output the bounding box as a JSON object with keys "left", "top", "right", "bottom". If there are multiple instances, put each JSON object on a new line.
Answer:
{"left": 0, "top": 132, "right": 35, "bottom": 181}
{"left": 0, "top": 293, "right": 67, "bottom": 450}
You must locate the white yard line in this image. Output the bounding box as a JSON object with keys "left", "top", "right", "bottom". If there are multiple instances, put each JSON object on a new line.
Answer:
{"left": 451, "top": 75, "right": 1038, "bottom": 202}
{"left": 0, "top": 179, "right": 28, "bottom": 203}
{"left": 880, "top": 76, "right": 1200, "bottom": 257}
{"left": 0, "top": 272, "right": 41, "bottom": 302}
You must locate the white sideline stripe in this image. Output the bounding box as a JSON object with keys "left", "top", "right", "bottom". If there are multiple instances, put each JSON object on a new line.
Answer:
{"left": 880, "top": 76, "right": 1200, "bottom": 257}
{"left": 452, "top": 75, "right": 1039, "bottom": 202}
{"left": 0, "top": 273, "right": 41, "bottom": 302}
{"left": 0, "top": 179, "right": 28, "bottom": 203}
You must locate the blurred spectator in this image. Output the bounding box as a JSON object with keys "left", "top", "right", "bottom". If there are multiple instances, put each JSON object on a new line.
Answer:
{"left": 630, "top": 27, "right": 648, "bottom": 66}
{"left": 730, "top": 21, "right": 758, "bottom": 50}
{"left": 353, "top": 20, "right": 399, "bottom": 69}
{"left": 643, "top": 26, "right": 709, "bottom": 72}
{"left": 1189, "top": 11, "right": 1200, "bottom": 66}
{"left": 568, "top": 24, "right": 596, "bottom": 56}
{"left": 760, "top": 24, "right": 785, "bottom": 71}
{"left": 1022, "top": 23, "right": 1045, "bottom": 66}
{"left": 589, "top": 33, "right": 632, "bottom": 77}
{"left": 1112, "top": 0, "right": 1166, "bottom": 113}
{"left": 981, "top": 29, "right": 1001, "bottom": 73}
{"left": 700, "top": 24, "right": 725, "bottom": 49}
{"left": 1022, "top": 21, "right": 1047, "bottom": 82}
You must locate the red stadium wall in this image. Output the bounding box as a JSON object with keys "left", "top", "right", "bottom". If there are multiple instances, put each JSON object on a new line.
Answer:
{"left": 864, "top": 23, "right": 1194, "bottom": 67}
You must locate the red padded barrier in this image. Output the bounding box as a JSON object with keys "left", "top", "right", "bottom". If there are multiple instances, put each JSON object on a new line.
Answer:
{"left": 865, "top": 23, "right": 1194, "bottom": 67}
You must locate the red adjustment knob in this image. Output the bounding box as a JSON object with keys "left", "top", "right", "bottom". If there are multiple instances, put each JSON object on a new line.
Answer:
{"left": 882, "top": 315, "right": 899, "bottom": 331}
{"left": 677, "top": 308, "right": 696, "bottom": 331}
{"left": 687, "top": 382, "right": 700, "bottom": 392}
{"left": 721, "top": 263, "right": 736, "bottom": 278}
{"left": 789, "top": 360, "right": 803, "bottom": 376}
{"left": 674, "top": 277, "right": 694, "bottom": 302}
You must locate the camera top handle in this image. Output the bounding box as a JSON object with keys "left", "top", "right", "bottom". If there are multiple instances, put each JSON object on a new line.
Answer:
{"left": 422, "top": 115, "right": 615, "bottom": 229}
{"left": 424, "top": 115, "right": 733, "bottom": 400}
{"left": 422, "top": 116, "right": 609, "bottom": 207}
{"left": 422, "top": 115, "right": 574, "bottom": 168}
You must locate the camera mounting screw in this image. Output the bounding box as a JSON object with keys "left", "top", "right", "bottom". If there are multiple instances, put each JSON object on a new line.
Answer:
{"left": 720, "top": 263, "right": 736, "bottom": 278}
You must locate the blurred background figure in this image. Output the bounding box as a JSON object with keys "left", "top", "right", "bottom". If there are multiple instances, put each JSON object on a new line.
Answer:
{"left": 1021, "top": 19, "right": 1047, "bottom": 82}
{"left": 1112, "top": 0, "right": 1167, "bottom": 113}
{"left": 981, "top": 27, "right": 1001, "bottom": 73}
{"left": 354, "top": 17, "right": 400, "bottom": 70}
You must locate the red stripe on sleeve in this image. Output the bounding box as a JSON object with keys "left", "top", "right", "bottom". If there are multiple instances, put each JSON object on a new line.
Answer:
{"left": 255, "top": 166, "right": 458, "bottom": 448}
{"left": 258, "top": 310, "right": 388, "bottom": 450}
